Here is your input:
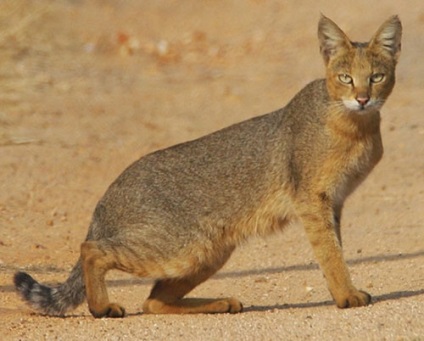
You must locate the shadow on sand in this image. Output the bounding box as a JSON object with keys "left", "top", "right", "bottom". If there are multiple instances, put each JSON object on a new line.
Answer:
{"left": 244, "top": 288, "right": 424, "bottom": 313}
{"left": 2, "top": 250, "right": 423, "bottom": 312}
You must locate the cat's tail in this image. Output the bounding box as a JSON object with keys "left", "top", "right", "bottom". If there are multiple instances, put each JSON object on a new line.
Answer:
{"left": 14, "top": 259, "right": 85, "bottom": 316}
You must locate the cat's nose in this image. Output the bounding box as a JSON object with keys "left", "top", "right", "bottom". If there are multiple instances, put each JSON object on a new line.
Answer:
{"left": 356, "top": 97, "right": 370, "bottom": 106}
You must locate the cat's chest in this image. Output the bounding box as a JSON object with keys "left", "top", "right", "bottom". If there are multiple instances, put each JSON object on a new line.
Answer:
{"left": 328, "top": 133, "right": 383, "bottom": 202}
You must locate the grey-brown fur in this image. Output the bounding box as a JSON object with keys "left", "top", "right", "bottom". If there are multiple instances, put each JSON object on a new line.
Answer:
{"left": 14, "top": 261, "right": 85, "bottom": 316}
{"left": 14, "top": 15, "right": 401, "bottom": 318}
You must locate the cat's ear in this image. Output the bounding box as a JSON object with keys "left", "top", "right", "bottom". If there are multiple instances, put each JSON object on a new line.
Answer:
{"left": 318, "top": 15, "right": 352, "bottom": 65}
{"left": 369, "top": 15, "right": 402, "bottom": 62}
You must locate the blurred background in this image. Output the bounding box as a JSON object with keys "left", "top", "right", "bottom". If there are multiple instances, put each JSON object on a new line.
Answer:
{"left": 0, "top": 2, "right": 423, "bottom": 339}
{"left": 0, "top": 0, "right": 423, "bottom": 287}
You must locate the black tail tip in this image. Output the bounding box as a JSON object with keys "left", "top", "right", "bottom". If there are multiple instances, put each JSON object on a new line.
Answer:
{"left": 14, "top": 271, "right": 37, "bottom": 296}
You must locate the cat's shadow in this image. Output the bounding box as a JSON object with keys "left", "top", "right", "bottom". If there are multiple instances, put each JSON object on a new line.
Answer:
{"left": 243, "top": 288, "right": 424, "bottom": 313}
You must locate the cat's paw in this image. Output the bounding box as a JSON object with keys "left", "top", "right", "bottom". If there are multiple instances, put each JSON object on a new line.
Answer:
{"left": 90, "top": 303, "right": 126, "bottom": 318}
{"left": 218, "top": 297, "right": 243, "bottom": 314}
{"left": 336, "top": 290, "right": 371, "bottom": 308}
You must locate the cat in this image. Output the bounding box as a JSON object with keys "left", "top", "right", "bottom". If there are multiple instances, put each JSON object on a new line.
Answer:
{"left": 14, "top": 15, "right": 402, "bottom": 317}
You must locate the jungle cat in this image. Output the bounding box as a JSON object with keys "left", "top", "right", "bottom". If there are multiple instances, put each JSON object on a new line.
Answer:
{"left": 14, "top": 15, "right": 402, "bottom": 318}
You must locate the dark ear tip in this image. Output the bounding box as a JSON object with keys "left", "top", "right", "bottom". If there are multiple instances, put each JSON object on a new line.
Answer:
{"left": 388, "top": 15, "right": 402, "bottom": 27}
{"left": 318, "top": 13, "right": 331, "bottom": 25}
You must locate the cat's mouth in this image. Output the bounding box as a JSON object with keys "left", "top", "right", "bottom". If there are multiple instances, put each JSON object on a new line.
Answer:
{"left": 342, "top": 99, "right": 380, "bottom": 114}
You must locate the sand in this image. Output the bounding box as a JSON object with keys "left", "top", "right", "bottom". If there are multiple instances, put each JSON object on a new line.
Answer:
{"left": 1, "top": 1, "right": 423, "bottom": 340}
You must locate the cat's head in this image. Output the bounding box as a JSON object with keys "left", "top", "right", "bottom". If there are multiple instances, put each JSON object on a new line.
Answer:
{"left": 318, "top": 15, "right": 402, "bottom": 114}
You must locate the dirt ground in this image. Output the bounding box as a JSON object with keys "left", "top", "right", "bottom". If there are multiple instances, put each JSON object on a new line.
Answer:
{"left": 0, "top": 1, "right": 423, "bottom": 340}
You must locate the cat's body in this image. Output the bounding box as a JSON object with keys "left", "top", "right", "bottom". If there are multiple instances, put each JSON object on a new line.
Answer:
{"left": 14, "top": 15, "right": 401, "bottom": 318}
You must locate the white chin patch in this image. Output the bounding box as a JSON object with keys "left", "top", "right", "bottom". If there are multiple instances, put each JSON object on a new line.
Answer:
{"left": 342, "top": 99, "right": 377, "bottom": 114}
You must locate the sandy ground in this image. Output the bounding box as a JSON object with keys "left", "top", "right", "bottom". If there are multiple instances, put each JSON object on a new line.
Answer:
{"left": 0, "top": 1, "right": 423, "bottom": 340}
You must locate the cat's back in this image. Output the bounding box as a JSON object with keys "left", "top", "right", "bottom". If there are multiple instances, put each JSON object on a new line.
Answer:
{"left": 102, "top": 79, "right": 330, "bottom": 202}
{"left": 92, "top": 78, "right": 333, "bottom": 235}
{"left": 94, "top": 107, "right": 287, "bottom": 230}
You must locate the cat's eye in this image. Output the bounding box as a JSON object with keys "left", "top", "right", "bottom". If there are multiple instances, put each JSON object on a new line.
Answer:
{"left": 338, "top": 74, "right": 353, "bottom": 85}
{"left": 370, "top": 73, "right": 385, "bottom": 83}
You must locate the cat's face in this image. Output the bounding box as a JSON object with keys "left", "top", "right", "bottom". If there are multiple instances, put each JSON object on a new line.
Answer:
{"left": 318, "top": 16, "right": 402, "bottom": 114}
{"left": 325, "top": 43, "right": 397, "bottom": 114}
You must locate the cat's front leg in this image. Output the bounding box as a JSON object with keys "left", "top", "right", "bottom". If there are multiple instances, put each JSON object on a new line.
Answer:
{"left": 297, "top": 197, "right": 371, "bottom": 308}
